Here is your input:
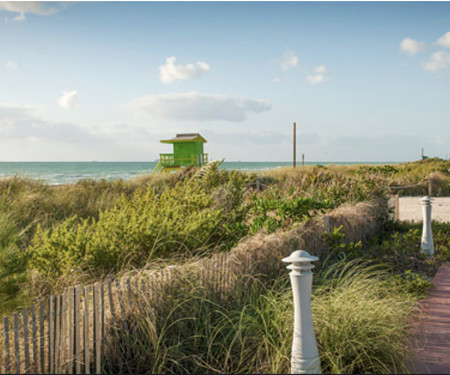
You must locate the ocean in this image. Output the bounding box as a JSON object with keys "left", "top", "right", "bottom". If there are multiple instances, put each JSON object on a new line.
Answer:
{"left": 0, "top": 161, "right": 394, "bottom": 185}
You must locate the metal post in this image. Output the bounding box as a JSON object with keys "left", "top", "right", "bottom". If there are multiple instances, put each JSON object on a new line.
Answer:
{"left": 282, "top": 250, "right": 321, "bottom": 374}
{"left": 302, "top": 154, "right": 305, "bottom": 167}
{"left": 420, "top": 196, "right": 434, "bottom": 256}
{"left": 293, "top": 122, "right": 297, "bottom": 168}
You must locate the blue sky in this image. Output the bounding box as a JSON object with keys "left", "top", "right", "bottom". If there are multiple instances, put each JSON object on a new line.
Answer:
{"left": 0, "top": 1, "right": 449, "bottom": 162}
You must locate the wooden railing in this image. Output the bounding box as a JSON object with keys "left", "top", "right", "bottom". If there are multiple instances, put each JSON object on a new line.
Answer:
{"left": 159, "top": 153, "right": 208, "bottom": 167}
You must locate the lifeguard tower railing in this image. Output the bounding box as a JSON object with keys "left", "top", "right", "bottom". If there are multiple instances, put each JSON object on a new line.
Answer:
{"left": 153, "top": 153, "right": 209, "bottom": 173}
{"left": 160, "top": 153, "right": 208, "bottom": 166}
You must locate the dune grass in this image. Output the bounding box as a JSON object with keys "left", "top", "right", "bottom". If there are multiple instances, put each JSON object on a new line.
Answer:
{"left": 102, "top": 260, "right": 419, "bottom": 374}
{"left": 0, "top": 159, "right": 447, "bottom": 315}
{"left": 262, "top": 158, "right": 450, "bottom": 196}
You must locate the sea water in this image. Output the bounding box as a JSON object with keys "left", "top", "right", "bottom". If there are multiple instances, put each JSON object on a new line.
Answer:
{"left": 0, "top": 161, "right": 394, "bottom": 185}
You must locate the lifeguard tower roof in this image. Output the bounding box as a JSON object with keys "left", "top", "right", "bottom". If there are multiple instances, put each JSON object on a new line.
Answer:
{"left": 161, "top": 133, "right": 207, "bottom": 144}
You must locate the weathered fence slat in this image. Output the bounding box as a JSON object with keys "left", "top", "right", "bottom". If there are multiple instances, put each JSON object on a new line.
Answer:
{"left": 54, "top": 295, "right": 61, "bottom": 373}
{"left": 126, "top": 278, "right": 137, "bottom": 333}
{"left": 60, "top": 291, "right": 67, "bottom": 374}
{"left": 147, "top": 274, "right": 154, "bottom": 304}
{"left": 126, "top": 278, "right": 133, "bottom": 307}
{"left": 134, "top": 278, "right": 143, "bottom": 313}
{"left": 31, "top": 305, "right": 37, "bottom": 374}
{"left": 39, "top": 300, "right": 45, "bottom": 374}
{"left": 68, "top": 287, "right": 74, "bottom": 374}
{"left": 115, "top": 279, "right": 129, "bottom": 332}
{"left": 215, "top": 257, "right": 220, "bottom": 294}
{"left": 202, "top": 264, "right": 206, "bottom": 292}
{"left": 100, "top": 282, "right": 105, "bottom": 363}
{"left": 228, "top": 254, "right": 233, "bottom": 290}
{"left": 74, "top": 285, "right": 81, "bottom": 374}
{"left": 93, "top": 283, "right": 101, "bottom": 374}
{"left": 107, "top": 280, "right": 116, "bottom": 322}
{"left": 220, "top": 254, "right": 225, "bottom": 298}
{"left": 13, "top": 312, "right": 20, "bottom": 374}
{"left": 4, "top": 317, "right": 11, "bottom": 374}
{"left": 84, "top": 286, "right": 91, "bottom": 374}
{"left": 48, "top": 296, "right": 54, "bottom": 373}
{"left": 23, "top": 308, "right": 30, "bottom": 373}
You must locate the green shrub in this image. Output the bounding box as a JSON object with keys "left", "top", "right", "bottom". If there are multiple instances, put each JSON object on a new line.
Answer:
{"left": 28, "top": 180, "right": 228, "bottom": 288}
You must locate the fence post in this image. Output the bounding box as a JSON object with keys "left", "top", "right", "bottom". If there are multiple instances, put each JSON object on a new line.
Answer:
{"left": 394, "top": 194, "right": 400, "bottom": 222}
{"left": 323, "top": 215, "right": 331, "bottom": 233}
{"left": 282, "top": 250, "right": 321, "bottom": 374}
{"left": 420, "top": 196, "right": 434, "bottom": 256}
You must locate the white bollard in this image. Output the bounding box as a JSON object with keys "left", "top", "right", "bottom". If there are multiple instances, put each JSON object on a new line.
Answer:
{"left": 282, "top": 250, "right": 321, "bottom": 374}
{"left": 420, "top": 196, "right": 434, "bottom": 256}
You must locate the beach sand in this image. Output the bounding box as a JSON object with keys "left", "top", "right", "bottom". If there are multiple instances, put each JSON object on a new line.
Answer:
{"left": 399, "top": 197, "right": 450, "bottom": 223}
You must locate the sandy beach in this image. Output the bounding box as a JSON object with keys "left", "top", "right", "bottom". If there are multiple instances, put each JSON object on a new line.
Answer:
{"left": 399, "top": 197, "right": 450, "bottom": 223}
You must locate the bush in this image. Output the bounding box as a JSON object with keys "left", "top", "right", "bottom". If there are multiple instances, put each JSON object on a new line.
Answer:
{"left": 28, "top": 180, "right": 228, "bottom": 290}
{"left": 28, "top": 165, "right": 387, "bottom": 293}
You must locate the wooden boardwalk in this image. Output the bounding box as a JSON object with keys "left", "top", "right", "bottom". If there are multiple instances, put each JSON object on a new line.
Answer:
{"left": 411, "top": 263, "right": 450, "bottom": 374}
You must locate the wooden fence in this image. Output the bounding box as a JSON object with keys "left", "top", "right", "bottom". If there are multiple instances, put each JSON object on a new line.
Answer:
{"left": 1, "top": 281, "right": 114, "bottom": 374}
{"left": 0, "top": 202, "right": 384, "bottom": 374}
{"left": 0, "top": 255, "right": 237, "bottom": 374}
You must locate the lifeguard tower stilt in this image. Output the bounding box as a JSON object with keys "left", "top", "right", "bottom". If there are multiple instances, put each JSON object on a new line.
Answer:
{"left": 152, "top": 133, "right": 209, "bottom": 173}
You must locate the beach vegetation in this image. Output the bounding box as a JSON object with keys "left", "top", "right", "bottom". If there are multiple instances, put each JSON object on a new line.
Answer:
{"left": 102, "top": 258, "right": 420, "bottom": 374}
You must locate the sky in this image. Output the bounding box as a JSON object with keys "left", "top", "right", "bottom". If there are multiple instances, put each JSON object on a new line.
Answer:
{"left": 0, "top": 1, "right": 450, "bottom": 162}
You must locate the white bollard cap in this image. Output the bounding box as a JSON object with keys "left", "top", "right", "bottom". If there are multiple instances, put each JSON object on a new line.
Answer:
{"left": 282, "top": 250, "right": 318, "bottom": 263}
{"left": 421, "top": 196, "right": 433, "bottom": 204}
{"left": 282, "top": 250, "right": 319, "bottom": 273}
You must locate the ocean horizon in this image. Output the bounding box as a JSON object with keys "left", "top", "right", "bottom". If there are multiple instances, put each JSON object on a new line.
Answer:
{"left": 0, "top": 161, "right": 399, "bottom": 185}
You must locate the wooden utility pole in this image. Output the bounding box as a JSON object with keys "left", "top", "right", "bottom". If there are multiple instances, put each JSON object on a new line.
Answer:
{"left": 293, "top": 122, "right": 296, "bottom": 168}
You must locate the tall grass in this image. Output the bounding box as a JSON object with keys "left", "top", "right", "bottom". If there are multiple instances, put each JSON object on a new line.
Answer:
{"left": 314, "top": 261, "right": 418, "bottom": 374}
{"left": 0, "top": 158, "right": 444, "bottom": 311}
{"left": 263, "top": 158, "right": 450, "bottom": 196}
{"left": 103, "top": 261, "right": 418, "bottom": 374}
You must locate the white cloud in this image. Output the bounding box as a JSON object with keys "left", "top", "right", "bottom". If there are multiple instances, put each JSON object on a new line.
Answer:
{"left": 128, "top": 92, "right": 271, "bottom": 122}
{"left": 314, "top": 65, "right": 326, "bottom": 74}
{"left": 306, "top": 65, "right": 327, "bottom": 84}
{"left": 422, "top": 51, "right": 450, "bottom": 72}
{"left": 58, "top": 91, "right": 79, "bottom": 110}
{"left": 0, "top": 2, "right": 64, "bottom": 21}
{"left": 0, "top": 102, "right": 95, "bottom": 142}
{"left": 5, "top": 61, "right": 18, "bottom": 69}
{"left": 274, "top": 77, "right": 280, "bottom": 83}
{"left": 400, "top": 37, "right": 426, "bottom": 55}
{"left": 159, "top": 56, "right": 210, "bottom": 84}
{"left": 281, "top": 50, "right": 298, "bottom": 71}
{"left": 436, "top": 32, "right": 450, "bottom": 48}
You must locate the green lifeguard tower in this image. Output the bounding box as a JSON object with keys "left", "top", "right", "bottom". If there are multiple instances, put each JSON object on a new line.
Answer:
{"left": 152, "top": 133, "right": 209, "bottom": 173}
